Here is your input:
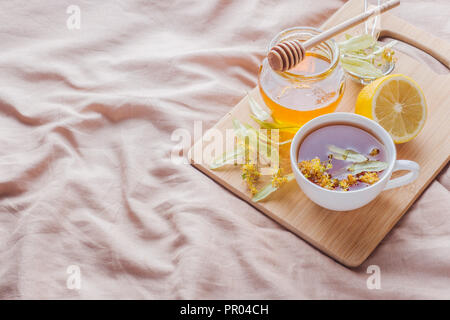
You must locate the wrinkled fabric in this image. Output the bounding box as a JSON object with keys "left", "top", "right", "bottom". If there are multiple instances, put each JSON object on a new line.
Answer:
{"left": 0, "top": 0, "right": 449, "bottom": 299}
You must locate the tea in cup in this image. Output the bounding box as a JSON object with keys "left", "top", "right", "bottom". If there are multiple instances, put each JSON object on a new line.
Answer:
{"left": 290, "top": 113, "right": 420, "bottom": 211}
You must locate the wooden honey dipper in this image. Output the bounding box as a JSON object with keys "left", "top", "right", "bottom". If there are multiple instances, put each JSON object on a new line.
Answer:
{"left": 268, "top": 0, "right": 400, "bottom": 72}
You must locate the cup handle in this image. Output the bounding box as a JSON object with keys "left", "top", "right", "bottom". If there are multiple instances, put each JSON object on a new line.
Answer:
{"left": 384, "top": 160, "right": 420, "bottom": 191}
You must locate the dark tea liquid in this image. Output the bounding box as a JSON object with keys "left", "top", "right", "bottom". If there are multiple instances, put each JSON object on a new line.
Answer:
{"left": 298, "top": 124, "right": 387, "bottom": 191}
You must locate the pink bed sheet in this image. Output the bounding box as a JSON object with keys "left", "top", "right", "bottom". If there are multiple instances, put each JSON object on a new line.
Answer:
{"left": 0, "top": 0, "right": 449, "bottom": 299}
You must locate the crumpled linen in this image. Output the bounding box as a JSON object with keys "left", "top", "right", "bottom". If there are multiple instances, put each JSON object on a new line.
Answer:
{"left": 0, "top": 0, "right": 448, "bottom": 299}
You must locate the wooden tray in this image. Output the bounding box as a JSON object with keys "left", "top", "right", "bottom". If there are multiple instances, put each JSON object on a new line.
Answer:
{"left": 189, "top": 0, "right": 450, "bottom": 267}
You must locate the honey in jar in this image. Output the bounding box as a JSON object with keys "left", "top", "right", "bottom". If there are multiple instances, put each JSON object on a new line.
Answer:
{"left": 258, "top": 27, "right": 345, "bottom": 126}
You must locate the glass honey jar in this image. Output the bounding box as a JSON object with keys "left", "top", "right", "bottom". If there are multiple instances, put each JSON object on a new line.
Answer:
{"left": 258, "top": 27, "right": 346, "bottom": 126}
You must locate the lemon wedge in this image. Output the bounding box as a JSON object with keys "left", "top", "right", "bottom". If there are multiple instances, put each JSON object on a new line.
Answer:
{"left": 355, "top": 74, "right": 427, "bottom": 143}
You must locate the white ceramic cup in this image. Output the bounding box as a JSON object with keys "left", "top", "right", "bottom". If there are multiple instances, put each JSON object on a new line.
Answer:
{"left": 290, "top": 113, "right": 420, "bottom": 211}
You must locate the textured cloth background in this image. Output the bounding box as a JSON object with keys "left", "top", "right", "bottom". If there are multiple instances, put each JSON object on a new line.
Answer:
{"left": 0, "top": 0, "right": 448, "bottom": 299}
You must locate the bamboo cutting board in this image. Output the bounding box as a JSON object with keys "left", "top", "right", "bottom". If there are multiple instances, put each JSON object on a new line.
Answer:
{"left": 189, "top": 0, "right": 450, "bottom": 267}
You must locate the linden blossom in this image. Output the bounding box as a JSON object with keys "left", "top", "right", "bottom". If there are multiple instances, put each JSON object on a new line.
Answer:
{"left": 179, "top": 304, "right": 214, "bottom": 318}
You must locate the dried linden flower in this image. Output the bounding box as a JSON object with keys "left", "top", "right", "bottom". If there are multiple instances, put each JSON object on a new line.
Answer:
{"left": 298, "top": 158, "right": 338, "bottom": 190}
{"left": 339, "top": 179, "right": 350, "bottom": 191}
{"left": 318, "top": 173, "right": 338, "bottom": 190}
{"left": 369, "top": 148, "right": 380, "bottom": 156}
{"left": 271, "top": 168, "right": 288, "bottom": 188}
{"left": 359, "top": 172, "right": 379, "bottom": 184}
{"left": 241, "top": 163, "right": 260, "bottom": 195}
{"left": 339, "top": 174, "right": 358, "bottom": 191}
{"left": 347, "top": 174, "right": 357, "bottom": 185}
{"left": 298, "top": 157, "right": 329, "bottom": 179}
{"left": 298, "top": 151, "right": 385, "bottom": 191}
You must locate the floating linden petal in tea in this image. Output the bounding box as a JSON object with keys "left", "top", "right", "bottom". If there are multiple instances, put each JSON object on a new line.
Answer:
{"left": 328, "top": 145, "right": 368, "bottom": 162}
{"left": 347, "top": 160, "right": 388, "bottom": 175}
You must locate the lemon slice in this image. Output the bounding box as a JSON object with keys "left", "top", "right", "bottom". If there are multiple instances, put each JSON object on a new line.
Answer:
{"left": 355, "top": 74, "right": 427, "bottom": 143}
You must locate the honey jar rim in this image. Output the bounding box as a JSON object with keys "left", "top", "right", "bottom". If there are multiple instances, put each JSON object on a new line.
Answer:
{"left": 268, "top": 26, "right": 340, "bottom": 80}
